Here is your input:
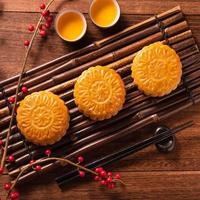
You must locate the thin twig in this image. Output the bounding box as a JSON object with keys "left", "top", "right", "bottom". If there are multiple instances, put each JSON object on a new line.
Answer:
{"left": 6, "top": 157, "right": 97, "bottom": 199}
{"left": 0, "top": 0, "right": 55, "bottom": 169}
{"left": 6, "top": 156, "right": 124, "bottom": 199}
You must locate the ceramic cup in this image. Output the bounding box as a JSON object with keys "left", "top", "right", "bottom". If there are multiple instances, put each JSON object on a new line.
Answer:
{"left": 55, "top": 10, "right": 87, "bottom": 42}
{"left": 89, "top": 0, "right": 121, "bottom": 29}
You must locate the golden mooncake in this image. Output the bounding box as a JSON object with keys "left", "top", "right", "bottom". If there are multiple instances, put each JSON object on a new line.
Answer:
{"left": 74, "top": 66, "right": 126, "bottom": 121}
{"left": 16, "top": 91, "right": 70, "bottom": 146}
{"left": 131, "top": 42, "right": 182, "bottom": 97}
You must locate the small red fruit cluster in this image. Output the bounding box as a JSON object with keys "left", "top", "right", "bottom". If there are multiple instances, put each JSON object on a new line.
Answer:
{"left": 8, "top": 85, "right": 28, "bottom": 116}
{"left": 75, "top": 155, "right": 122, "bottom": 189}
{"left": 3, "top": 182, "right": 20, "bottom": 199}
{"left": 28, "top": 149, "right": 52, "bottom": 172}
{"left": 24, "top": 2, "right": 54, "bottom": 47}
{"left": 29, "top": 160, "right": 42, "bottom": 172}
{"left": 77, "top": 156, "right": 86, "bottom": 177}
{"left": 94, "top": 167, "right": 121, "bottom": 189}
{"left": 8, "top": 85, "right": 28, "bottom": 105}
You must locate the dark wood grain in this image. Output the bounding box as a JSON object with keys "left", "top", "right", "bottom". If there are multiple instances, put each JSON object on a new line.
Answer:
{"left": 0, "top": 1, "right": 200, "bottom": 200}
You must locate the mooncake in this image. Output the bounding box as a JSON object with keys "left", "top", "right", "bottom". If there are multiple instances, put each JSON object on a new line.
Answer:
{"left": 74, "top": 66, "right": 126, "bottom": 121}
{"left": 16, "top": 91, "right": 70, "bottom": 146}
{"left": 131, "top": 42, "right": 182, "bottom": 97}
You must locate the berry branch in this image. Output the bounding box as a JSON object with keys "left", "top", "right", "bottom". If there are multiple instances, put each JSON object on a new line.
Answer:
{"left": 3, "top": 151, "right": 124, "bottom": 200}
{"left": 0, "top": 0, "right": 55, "bottom": 171}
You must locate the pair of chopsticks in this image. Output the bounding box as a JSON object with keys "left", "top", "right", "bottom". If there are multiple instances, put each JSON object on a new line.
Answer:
{"left": 56, "top": 121, "right": 193, "bottom": 187}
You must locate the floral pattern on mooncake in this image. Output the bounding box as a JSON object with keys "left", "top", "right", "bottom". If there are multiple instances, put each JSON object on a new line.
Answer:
{"left": 16, "top": 91, "right": 69, "bottom": 146}
{"left": 74, "top": 66, "right": 126, "bottom": 121}
{"left": 132, "top": 42, "right": 182, "bottom": 97}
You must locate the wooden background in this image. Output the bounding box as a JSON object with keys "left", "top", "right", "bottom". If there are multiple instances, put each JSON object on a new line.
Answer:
{"left": 0, "top": 0, "right": 200, "bottom": 199}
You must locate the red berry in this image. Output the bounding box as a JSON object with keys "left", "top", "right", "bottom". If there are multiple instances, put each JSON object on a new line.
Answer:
{"left": 8, "top": 155, "right": 15, "bottom": 162}
{"left": 4, "top": 182, "right": 11, "bottom": 190}
{"left": 95, "top": 167, "right": 103, "bottom": 174}
{"left": 107, "top": 172, "right": 112, "bottom": 177}
{"left": 40, "top": 3, "right": 46, "bottom": 10}
{"left": 0, "top": 139, "right": 3, "bottom": 146}
{"left": 35, "top": 165, "right": 42, "bottom": 171}
{"left": 94, "top": 176, "right": 101, "bottom": 181}
{"left": 115, "top": 174, "right": 121, "bottom": 179}
{"left": 8, "top": 96, "right": 15, "bottom": 104}
{"left": 100, "top": 180, "right": 107, "bottom": 186}
{"left": 21, "top": 86, "right": 28, "bottom": 93}
{"left": 46, "top": 15, "right": 53, "bottom": 23}
{"left": 107, "top": 176, "right": 112, "bottom": 183}
{"left": 10, "top": 192, "right": 20, "bottom": 200}
{"left": 107, "top": 183, "right": 115, "bottom": 189}
{"left": 28, "top": 24, "right": 34, "bottom": 32}
{"left": 29, "top": 159, "right": 35, "bottom": 165}
{"left": 24, "top": 40, "right": 30, "bottom": 47}
{"left": 39, "top": 24, "right": 46, "bottom": 31}
{"left": 79, "top": 171, "right": 85, "bottom": 178}
{"left": 39, "top": 30, "right": 47, "bottom": 37}
{"left": 45, "top": 149, "right": 52, "bottom": 156}
{"left": 41, "top": 10, "right": 50, "bottom": 17}
{"left": 45, "top": 22, "right": 52, "bottom": 29}
{"left": 77, "top": 156, "right": 84, "bottom": 163}
{"left": 0, "top": 167, "right": 4, "bottom": 174}
{"left": 100, "top": 170, "right": 107, "bottom": 177}
{"left": 95, "top": 168, "right": 100, "bottom": 173}
{"left": 14, "top": 192, "right": 20, "bottom": 198}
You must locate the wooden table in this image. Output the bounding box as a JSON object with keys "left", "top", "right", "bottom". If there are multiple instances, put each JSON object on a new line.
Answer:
{"left": 0, "top": 1, "right": 200, "bottom": 199}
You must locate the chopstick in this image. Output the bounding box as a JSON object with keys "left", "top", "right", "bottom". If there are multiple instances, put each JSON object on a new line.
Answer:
{"left": 56, "top": 120, "right": 193, "bottom": 187}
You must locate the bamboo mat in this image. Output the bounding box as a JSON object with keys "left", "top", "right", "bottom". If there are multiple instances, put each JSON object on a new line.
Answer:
{"left": 0, "top": 6, "right": 200, "bottom": 183}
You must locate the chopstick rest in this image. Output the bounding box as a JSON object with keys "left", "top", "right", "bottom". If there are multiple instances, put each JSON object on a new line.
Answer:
{"left": 154, "top": 126, "right": 175, "bottom": 153}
